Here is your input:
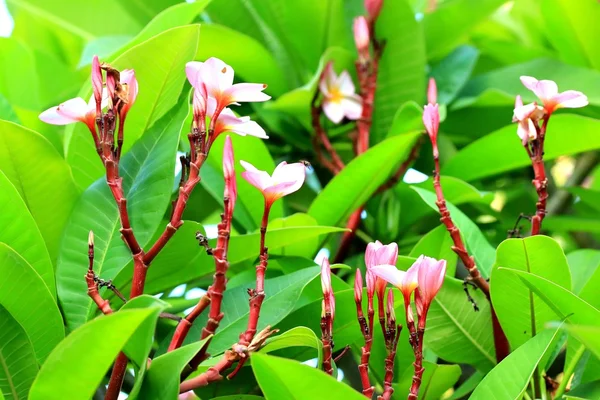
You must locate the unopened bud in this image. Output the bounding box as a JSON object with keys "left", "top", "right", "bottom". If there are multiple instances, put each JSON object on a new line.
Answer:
{"left": 366, "top": 270, "right": 376, "bottom": 299}
{"left": 353, "top": 17, "right": 370, "bottom": 62}
{"left": 354, "top": 269, "right": 363, "bottom": 303}
{"left": 88, "top": 230, "right": 94, "bottom": 246}
{"left": 91, "top": 56, "right": 103, "bottom": 114}
{"left": 321, "top": 258, "right": 332, "bottom": 297}
{"left": 422, "top": 103, "right": 440, "bottom": 157}
{"left": 365, "top": 0, "right": 383, "bottom": 21}
{"left": 386, "top": 288, "right": 395, "bottom": 323}
{"left": 223, "top": 135, "right": 237, "bottom": 213}
{"left": 427, "top": 77, "right": 437, "bottom": 105}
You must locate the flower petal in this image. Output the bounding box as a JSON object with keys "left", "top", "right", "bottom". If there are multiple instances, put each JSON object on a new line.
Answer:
{"left": 370, "top": 264, "right": 406, "bottom": 288}
{"left": 534, "top": 79, "right": 559, "bottom": 101}
{"left": 55, "top": 97, "right": 90, "bottom": 121}
{"left": 271, "top": 162, "right": 306, "bottom": 193}
{"left": 553, "top": 90, "right": 588, "bottom": 109}
{"left": 204, "top": 57, "right": 235, "bottom": 94}
{"left": 520, "top": 76, "right": 538, "bottom": 92}
{"left": 225, "top": 83, "right": 270, "bottom": 103}
{"left": 322, "top": 99, "right": 345, "bottom": 123}
{"left": 186, "top": 61, "right": 204, "bottom": 88}
{"left": 241, "top": 169, "right": 272, "bottom": 192}
{"left": 337, "top": 71, "right": 356, "bottom": 95}
{"left": 341, "top": 96, "right": 363, "bottom": 120}
{"left": 319, "top": 62, "right": 336, "bottom": 96}
{"left": 219, "top": 113, "right": 268, "bottom": 139}
{"left": 39, "top": 106, "right": 79, "bottom": 125}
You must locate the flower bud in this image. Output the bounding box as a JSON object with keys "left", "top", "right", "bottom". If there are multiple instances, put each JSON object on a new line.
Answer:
{"left": 386, "top": 288, "right": 395, "bottom": 323}
{"left": 223, "top": 135, "right": 237, "bottom": 214}
{"left": 353, "top": 17, "right": 370, "bottom": 62}
{"left": 119, "top": 69, "right": 138, "bottom": 122}
{"left": 365, "top": 0, "right": 383, "bottom": 21}
{"left": 354, "top": 269, "right": 363, "bottom": 304}
{"left": 427, "top": 77, "right": 437, "bottom": 105}
{"left": 321, "top": 258, "right": 332, "bottom": 297}
{"left": 423, "top": 103, "right": 440, "bottom": 157}
{"left": 91, "top": 55, "right": 103, "bottom": 114}
{"left": 366, "top": 269, "right": 376, "bottom": 299}
{"left": 415, "top": 255, "right": 446, "bottom": 316}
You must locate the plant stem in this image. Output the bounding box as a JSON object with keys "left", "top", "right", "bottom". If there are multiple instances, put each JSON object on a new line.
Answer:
{"left": 555, "top": 343, "right": 586, "bottom": 398}
{"left": 356, "top": 291, "right": 375, "bottom": 397}
{"left": 530, "top": 117, "right": 549, "bottom": 236}
{"left": 167, "top": 296, "right": 211, "bottom": 351}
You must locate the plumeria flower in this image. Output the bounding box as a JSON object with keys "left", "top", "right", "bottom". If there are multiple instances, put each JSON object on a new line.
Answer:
{"left": 520, "top": 76, "right": 588, "bottom": 115}
{"left": 206, "top": 98, "right": 267, "bottom": 141}
{"left": 222, "top": 135, "right": 237, "bottom": 214}
{"left": 370, "top": 259, "right": 419, "bottom": 301}
{"left": 39, "top": 95, "right": 101, "bottom": 132}
{"left": 365, "top": 240, "right": 398, "bottom": 298}
{"left": 415, "top": 255, "right": 446, "bottom": 308}
{"left": 319, "top": 62, "right": 362, "bottom": 124}
{"left": 512, "top": 95, "right": 545, "bottom": 146}
{"left": 118, "top": 69, "right": 138, "bottom": 122}
{"left": 240, "top": 160, "right": 306, "bottom": 208}
{"left": 186, "top": 57, "right": 270, "bottom": 115}
{"left": 321, "top": 258, "right": 335, "bottom": 320}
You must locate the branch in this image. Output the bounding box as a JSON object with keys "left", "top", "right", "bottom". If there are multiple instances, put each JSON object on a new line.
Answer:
{"left": 168, "top": 296, "right": 211, "bottom": 351}
{"left": 529, "top": 118, "right": 549, "bottom": 236}
{"left": 355, "top": 271, "right": 375, "bottom": 398}
{"left": 85, "top": 231, "right": 113, "bottom": 315}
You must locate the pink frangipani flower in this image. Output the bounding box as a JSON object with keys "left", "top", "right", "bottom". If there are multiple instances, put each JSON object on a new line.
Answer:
{"left": 223, "top": 135, "right": 237, "bottom": 212}
{"left": 365, "top": 240, "right": 398, "bottom": 298}
{"left": 369, "top": 261, "right": 419, "bottom": 300}
{"left": 319, "top": 62, "right": 362, "bottom": 124}
{"left": 186, "top": 57, "right": 270, "bottom": 115}
{"left": 415, "top": 255, "right": 446, "bottom": 310}
{"left": 512, "top": 95, "right": 545, "bottom": 146}
{"left": 39, "top": 95, "right": 101, "bottom": 132}
{"left": 520, "top": 76, "right": 588, "bottom": 115}
{"left": 240, "top": 160, "right": 306, "bottom": 208}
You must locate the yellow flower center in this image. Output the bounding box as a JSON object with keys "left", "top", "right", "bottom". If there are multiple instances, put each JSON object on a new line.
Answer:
{"left": 329, "top": 86, "right": 344, "bottom": 104}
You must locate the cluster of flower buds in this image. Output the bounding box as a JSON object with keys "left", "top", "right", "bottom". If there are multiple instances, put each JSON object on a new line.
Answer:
{"left": 186, "top": 57, "right": 270, "bottom": 150}
{"left": 422, "top": 78, "right": 440, "bottom": 158}
{"left": 513, "top": 76, "right": 587, "bottom": 147}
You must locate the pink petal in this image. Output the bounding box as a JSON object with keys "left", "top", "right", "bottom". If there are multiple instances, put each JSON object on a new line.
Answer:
{"left": 365, "top": 241, "right": 383, "bottom": 269}
{"left": 201, "top": 57, "right": 235, "bottom": 96}
{"left": 337, "top": 71, "right": 356, "bottom": 96}
{"left": 416, "top": 255, "right": 446, "bottom": 303}
{"left": 553, "top": 90, "right": 588, "bottom": 109}
{"left": 241, "top": 169, "right": 272, "bottom": 192}
{"left": 376, "top": 242, "right": 398, "bottom": 266}
{"left": 240, "top": 160, "right": 259, "bottom": 172}
{"left": 263, "top": 181, "right": 300, "bottom": 203}
{"left": 225, "top": 83, "right": 270, "bottom": 103}
{"left": 185, "top": 61, "right": 204, "bottom": 88}
{"left": 422, "top": 104, "right": 440, "bottom": 141}
{"left": 120, "top": 69, "right": 138, "bottom": 113}
{"left": 534, "top": 79, "right": 559, "bottom": 101}
{"left": 342, "top": 96, "right": 363, "bottom": 120}
{"left": 513, "top": 102, "right": 538, "bottom": 122}
{"left": 427, "top": 78, "right": 438, "bottom": 104}
{"left": 353, "top": 16, "right": 370, "bottom": 55}
{"left": 270, "top": 162, "right": 306, "bottom": 194}
{"left": 354, "top": 269, "right": 363, "bottom": 303}
{"left": 39, "top": 106, "right": 79, "bottom": 125}
{"left": 520, "top": 76, "right": 539, "bottom": 92}
{"left": 370, "top": 264, "right": 406, "bottom": 288}
{"left": 55, "top": 97, "right": 90, "bottom": 121}
{"left": 219, "top": 113, "right": 268, "bottom": 139}
{"left": 322, "top": 99, "right": 345, "bottom": 123}
{"left": 365, "top": 0, "right": 382, "bottom": 19}
{"left": 517, "top": 119, "right": 536, "bottom": 146}
{"left": 321, "top": 258, "right": 332, "bottom": 296}
{"left": 91, "top": 55, "right": 103, "bottom": 105}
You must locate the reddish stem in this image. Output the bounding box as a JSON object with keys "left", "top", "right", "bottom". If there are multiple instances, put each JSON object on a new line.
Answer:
{"left": 321, "top": 314, "right": 334, "bottom": 376}
{"left": 530, "top": 117, "right": 550, "bottom": 236}
{"left": 168, "top": 296, "right": 211, "bottom": 351}
{"left": 407, "top": 327, "right": 425, "bottom": 400}
{"left": 355, "top": 41, "right": 382, "bottom": 155}
{"left": 379, "top": 326, "right": 401, "bottom": 400}
{"left": 179, "top": 351, "right": 237, "bottom": 392}
{"left": 356, "top": 292, "right": 375, "bottom": 397}
{"left": 85, "top": 234, "right": 113, "bottom": 315}
{"left": 431, "top": 149, "right": 509, "bottom": 362}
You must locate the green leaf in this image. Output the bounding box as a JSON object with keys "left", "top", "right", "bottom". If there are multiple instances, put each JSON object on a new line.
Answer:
{"left": 395, "top": 361, "right": 461, "bottom": 400}
{"left": 425, "top": 276, "right": 496, "bottom": 372}
{"left": 268, "top": 214, "right": 323, "bottom": 258}
{"left": 372, "top": 0, "right": 426, "bottom": 142}
{"left": 0, "top": 120, "right": 79, "bottom": 261}
{"left": 6, "top": 0, "right": 143, "bottom": 41}
{"left": 499, "top": 269, "right": 600, "bottom": 328}
{"left": 117, "top": 0, "right": 180, "bottom": 26}
{"left": 470, "top": 326, "right": 563, "bottom": 400}
{"left": 409, "top": 225, "right": 458, "bottom": 276}
{"left": 443, "top": 115, "right": 600, "bottom": 182}
{"left": 491, "top": 236, "right": 572, "bottom": 350}
{"left": 566, "top": 249, "right": 600, "bottom": 309}
{"left": 564, "top": 325, "right": 600, "bottom": 360}
{"left": 412, "top": 186, "right": 495, "bottom": 277}
{"left": 195, "top": 24, "right": 287, "bottom": 97}
{"left": 542, "top": 0, "right": 600, "bottom": 70}
{"left": 0, "top": 244, "right": 64, "bottom": 364}
{"left": 66, "top": 25, "right": 200, "bottom": 190}
{"left": 309, "top": 132, "right": 420, "bottom": 227}
{"left": 0, "top": 304, "right": 39, "bottom": 400}
{"left": 565, "top": 381, "right": 600, "bottom": 400}
{"left": 431, "top": 45, "right": 479, "bottom": 104}
{"left": 251, "top": 353, "right": 366, "bottom": 400}
{"left": 424, "top": 0, "right": 506, "bottom": 59}
{"left": 179, "top": 267, "right": 321, "bottom": 355}
{"left": 0, "top": 94, "right": 19, "bottom": 124}
{"left": 262, "top": 326, "right": 322, "bottom": 364}
{"left": 29, "top": 309, "right": 155, "bottom": 400}
{"left": 57, "top": 101, "right": 188, "bottom": 330}
{"left": 0, "top": 39, "right": 39, "bottom": 110}
{"left": 138, "top": 339, "right": 210, "bottom": 400}
{"left": 0, "top": 170, "right": 54, "bottom": 295}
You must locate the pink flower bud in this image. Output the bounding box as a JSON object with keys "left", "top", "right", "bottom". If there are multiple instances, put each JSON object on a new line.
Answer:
{"left": 422, "top": 103, "right": 440, "bottom": 157}
{"left": 427, "top": 77, "right": 437, "bottom": 105}
{"left": 520, "top": 75, "right": 588, "bottom": 115}
{"left": 366, "top": 269, "right": 376, "bottom": 300}
{"left": 415, "top": 255, "right": 446, "bottom": 312}
{"left": 106, "top": 73, "right": 117, "bottom": 109}
{"left": 386, "top": 288, "right": 395, "bottom": 323}
{"left": 223, "top": 136, "right": 237, "bottom": 213}
{"left": 119, "top": 69, "right": 138, "bottom": 122}
{"left": 355, "top": 269, "right": 363, "bottom": 303}
{"left": 321, "top": 258, "right": 332, "bottom": 297}
{"left": 91, "top": 55, "right": 103, "bottom": 114}
{"left": 353, "top": 17, "right": 370, "bottom": 62}
{"left": 365, "top": 0, "right": 383, "bottom": 20}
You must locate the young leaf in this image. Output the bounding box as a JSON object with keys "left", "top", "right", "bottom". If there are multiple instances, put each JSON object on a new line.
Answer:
{"left": 470, "top": 326, "right": 563, "bottom": 400}
{"left": 29, "top": 309, "right": 156, "bottom": 400}
{"left": 0, "top": 171, "right": 54, "bottom": 296}
{"left": 491, "top": 236, "right": 572, "bottom": 350}
{"left": 138, "top": 339, "right": 211, "bottom": 400}
{"left": 66, "top": 25, "right": 200, "bottom": 189}
{"left": 57, "top": 101, "right": 189, "bottom": 330}
{"left": 0, "top": 120, "right": 79, "bottom": 261}
{"left": 251, "top": 353, "right": 365, "bottom": 400}
{"left": 0, "top": 243, "right": 63, "bottom": 363}
{"left": 0, "top": 304, "right": 39, "bottom": 400}
{"left": 309, "top": 132, "right": 420, "bottom": 227}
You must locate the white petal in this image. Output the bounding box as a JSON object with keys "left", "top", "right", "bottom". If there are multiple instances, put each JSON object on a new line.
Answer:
{"left": 341, "top": 96, "right": 362, "bottom": 120}
{"left": 322, "top": 99, "right": 345, "bottom": 124}
{"left": 338, "top": 71, "right": 356, "bottom": 95}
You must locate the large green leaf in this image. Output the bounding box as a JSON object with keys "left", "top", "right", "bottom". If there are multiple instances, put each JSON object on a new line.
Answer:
{"left": 542, "top": 0, "right": 600, "bottom": 70}
{"left": 470, "top": 326, "right": 563, "bottom": 400}
{"left": 491, "top": 236, "right": 572, "bottom": 350}
{"left": 117, "top": 0, "right": 180, "bottom": 26}
{"left": 0, "top": 244, "right": 63, "bottom": 364}
{"left": 57, "top": 101, "right": 188, "bottom": 330}
{"left": 66, "top": 25, "right": 200, "bottom": 189}
{"left": 443, "top": 115, "right": 600, "bottom": 182}
{"left": 309, "top": 132, "right": 420, "bottom": 227}
{"left": 0, "top": 304, "right": 39, "bottom": 400}
{"left": 431, "top": 45, "right": 479, "bottom": 105}
{"left": 423, "top": 0, "right": 506, "bottom": 59}
{"left": 251, "top": 353, "right": 365, "bottom": 400}
{"left": 6, "top": 0, "right": 142, "bottom": 40}
{"left": 564, "top": 325, "right": 600, "bottom": 360}
{"left": 0, "top": 171, "right": 54, "bottom": 295}
{"left": 567, "top": 249, "right": 600, "bottom": 302}
{"left": 372, "top": 0, "right": 426, "bottom": 142}
{"left": 28, "top": 309, "right": 156, "bottom": 400}
{"left": 0, "top": 120, "right": 79, "bottom": 261}
{"left": 425, "top": 276, "right": 496, "bottom": 372}
{"left": 138, "top": 339, "right": 210, "bottom": 400}
{"left": 0, "top": 39, "right": 39, "bottom": 110}
{"left": 412, "top": 187, "right": 495, "bottom": 277}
